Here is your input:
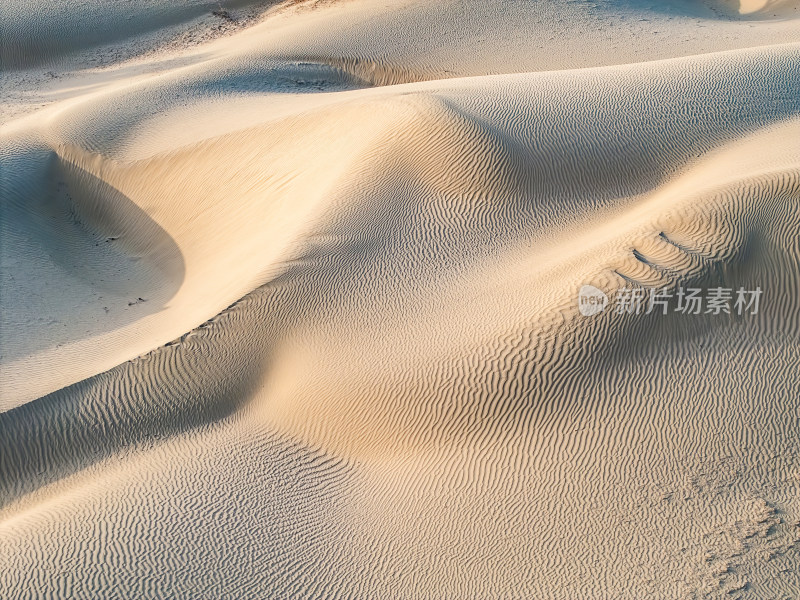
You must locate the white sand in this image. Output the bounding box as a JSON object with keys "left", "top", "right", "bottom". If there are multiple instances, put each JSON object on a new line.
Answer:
{"left": 1, "top": 1, "right": 799, "bottom": 598}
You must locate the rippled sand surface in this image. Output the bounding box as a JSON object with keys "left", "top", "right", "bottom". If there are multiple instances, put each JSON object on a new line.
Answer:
{"left": 1, "top": 1, "right": 799, "bottom": 598}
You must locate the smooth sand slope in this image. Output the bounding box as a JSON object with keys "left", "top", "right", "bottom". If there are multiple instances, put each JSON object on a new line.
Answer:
{"left": 1, "top": 1, "right": 799, "bottom": 598}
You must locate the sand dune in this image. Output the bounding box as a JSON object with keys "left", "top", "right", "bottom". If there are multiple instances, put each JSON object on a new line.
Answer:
{"left": 0, "top": 0, "right": 282, "bottom": 69}
{"left": 1, "top": 0, "right": 799, "bottom": 598}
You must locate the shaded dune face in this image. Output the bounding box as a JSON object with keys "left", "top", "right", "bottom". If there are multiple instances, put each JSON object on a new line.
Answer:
{"left": 0, "top": 146, "right": 184, "bottom": 363}
{"left": 0, "top": 0, "right": 286, "bottom": 70}
{"left": 245, "top": 125, "right": 800, "bottom": 459}
{"left": 43, "top": 152, "right": 185, "bottom": 297}
{"left": 1, "top": 0, "right": 800, "bottom": 598}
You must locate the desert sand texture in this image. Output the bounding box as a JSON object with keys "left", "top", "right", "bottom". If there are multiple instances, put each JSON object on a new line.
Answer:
{"left": 1, "top": 0, "right": 799, "bottom": 598}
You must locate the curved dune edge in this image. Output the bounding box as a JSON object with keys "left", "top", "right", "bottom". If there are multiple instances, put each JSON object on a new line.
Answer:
{"left": 2, "top": 42, "right": 800, "bottom": 407}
